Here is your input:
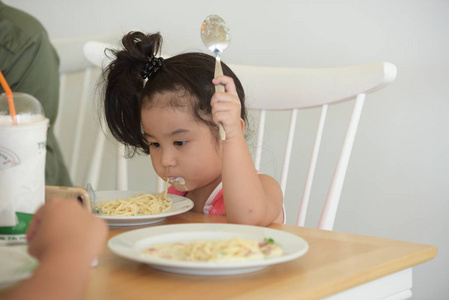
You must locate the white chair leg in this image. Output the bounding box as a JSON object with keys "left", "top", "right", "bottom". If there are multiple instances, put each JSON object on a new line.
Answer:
{"left": 157, "top": 177, "right": 165, "bottom": 193}
{"left": 116, "top": 143, "right": 127, "bottom": 191}
{"left": 280, "top": 109, "right": 298, "bottom": 195}
{"left": 297, "top": 104, "right": 328, "bottom": 226}
{"left": 318, "top": 94, "right": 366, "bottom": 230}
{"left": 86, "top": 130, "right": 106, "bottom": 189}
{"left": 69, "top": 67, "right": 93, "bottom": 183}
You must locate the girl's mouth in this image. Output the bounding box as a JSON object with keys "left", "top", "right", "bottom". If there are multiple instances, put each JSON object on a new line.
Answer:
{"left": 168, "top": 176, "right": 185, "bottom": 185}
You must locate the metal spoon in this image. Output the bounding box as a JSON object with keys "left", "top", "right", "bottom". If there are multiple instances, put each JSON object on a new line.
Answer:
{"left": 86, "top": 183, "right": 101, "bottom": 214}
{"left": 201, "top": 14, "right": 232, "bottom": 140}
{"left": 168, "top": 176, "right": 189, "bottom": 191}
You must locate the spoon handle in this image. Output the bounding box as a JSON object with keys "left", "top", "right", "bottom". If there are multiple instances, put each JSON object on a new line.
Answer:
{"left": 214, "top": 58, "right": 224, "bottom": 88}
{"left": 214, "top": 58, "right": 226, "bottom": 140}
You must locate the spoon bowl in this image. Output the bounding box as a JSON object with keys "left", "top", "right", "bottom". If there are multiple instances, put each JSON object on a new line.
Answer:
{"left": 201, "top": 15, "right": 231, "bottom": 56}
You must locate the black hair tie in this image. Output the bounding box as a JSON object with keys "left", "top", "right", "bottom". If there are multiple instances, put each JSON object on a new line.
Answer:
{"left": 141, "top": 56, "right": 164, "bottom": 79}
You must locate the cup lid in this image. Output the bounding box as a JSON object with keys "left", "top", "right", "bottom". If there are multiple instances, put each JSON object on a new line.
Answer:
{"left": 0, "top": 92, "right": 45, "bottom": 124}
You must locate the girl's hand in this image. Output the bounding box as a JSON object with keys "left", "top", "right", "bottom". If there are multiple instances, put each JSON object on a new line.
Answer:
{"left": 211, "top": 76, "right": 243, "bottom": 140}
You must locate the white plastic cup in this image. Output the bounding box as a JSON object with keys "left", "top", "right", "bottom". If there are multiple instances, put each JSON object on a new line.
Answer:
{"left": 0, "top": 93, "right": 48, "bottom": 241}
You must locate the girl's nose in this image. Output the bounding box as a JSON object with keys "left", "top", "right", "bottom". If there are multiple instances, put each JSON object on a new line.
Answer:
{"left": 161, "top": 149, "right": 176, "bottom": 167}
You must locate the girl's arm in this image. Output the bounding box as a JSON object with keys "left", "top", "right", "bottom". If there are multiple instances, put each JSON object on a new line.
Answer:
{"left": 211, "top": 76, "right": 284, "bottom": 226}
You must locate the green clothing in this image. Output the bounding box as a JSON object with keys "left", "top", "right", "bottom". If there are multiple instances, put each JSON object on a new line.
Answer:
{"left": 0, "top": 2, "right": 72, "bottom": 186}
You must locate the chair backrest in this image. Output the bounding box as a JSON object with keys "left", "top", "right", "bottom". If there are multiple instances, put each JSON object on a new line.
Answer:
{"left": 51, "top": 34, "right": 121, "bottom": 188}
{"left": 229, "top": 62, "right": 397, "bottom": 230}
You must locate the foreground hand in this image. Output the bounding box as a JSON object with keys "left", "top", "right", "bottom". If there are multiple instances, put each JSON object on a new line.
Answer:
{"left": 26, "top": 198, "right": 108, "bottom": 263}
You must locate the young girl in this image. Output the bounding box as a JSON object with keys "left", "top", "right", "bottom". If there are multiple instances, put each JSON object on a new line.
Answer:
{"left": 103, "top": 31, "right": 284, "bottom": 226}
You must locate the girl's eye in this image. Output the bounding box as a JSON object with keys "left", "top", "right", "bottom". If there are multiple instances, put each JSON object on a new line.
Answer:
{"left": 174, "top": 141, "right": 187, "bottom": 147}
{"left": 149, "top": 142, "right": 160, "bottom": 148}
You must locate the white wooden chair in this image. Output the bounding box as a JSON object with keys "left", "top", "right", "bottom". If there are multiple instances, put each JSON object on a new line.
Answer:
{"left": 229, "top": 62, "right": 397, "bottom": 230}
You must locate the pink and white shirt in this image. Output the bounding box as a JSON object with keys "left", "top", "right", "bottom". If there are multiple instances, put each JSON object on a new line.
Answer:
{"left": 168, "top": 182, "right": 226, "bottom": 216}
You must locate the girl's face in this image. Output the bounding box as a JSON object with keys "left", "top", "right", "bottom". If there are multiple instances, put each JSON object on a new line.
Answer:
{"left": 141, "top": 93, "right": 222, "bottom": 193}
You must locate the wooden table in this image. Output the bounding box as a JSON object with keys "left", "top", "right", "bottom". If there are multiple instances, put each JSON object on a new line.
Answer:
{"left": 79, "top": 212, "right": 437, "bottom": 300}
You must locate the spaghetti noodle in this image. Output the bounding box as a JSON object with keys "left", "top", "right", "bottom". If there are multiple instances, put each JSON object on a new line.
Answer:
{"left": 143, "top": 237, "right": 283, "bottom": 262}
{"left": 98, "top": 181, "right": 172, "bottom": 216}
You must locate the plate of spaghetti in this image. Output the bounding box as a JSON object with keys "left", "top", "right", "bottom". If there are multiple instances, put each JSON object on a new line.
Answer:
{"left": 95, "top": 191, "right": 193, "bottom": 226}
{"left": 108, "top": 223, "right": 309, "bottom": 275}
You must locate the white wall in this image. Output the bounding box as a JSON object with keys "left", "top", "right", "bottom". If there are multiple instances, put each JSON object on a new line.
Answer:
{"left": 5, "top": 0, "right": 448, "bottom": 298}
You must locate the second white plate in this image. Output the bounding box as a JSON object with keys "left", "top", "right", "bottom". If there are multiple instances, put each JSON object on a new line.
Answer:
{"left": 0, "top": 246, "right": 37, "bottom": 289}
{"left": 108, "top": 223, "right": 309, "bottom": 275}
{"left": 95, "top": 191, "right": 194, "bottom": 226}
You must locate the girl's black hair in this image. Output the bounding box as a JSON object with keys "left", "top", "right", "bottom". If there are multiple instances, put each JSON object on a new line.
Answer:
{"left": 103, "top": 31, "right": 246, "bottom": 156}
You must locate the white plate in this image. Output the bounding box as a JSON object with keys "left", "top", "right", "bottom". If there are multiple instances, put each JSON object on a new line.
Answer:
{"left": 95, "top": 191, "right": 194, "bottom": 226}
{"left": 108, "top": 223, "right": 309, "bottom": 275}
{"left": 0, "top": 246, "right": 37, "bottom": 289}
